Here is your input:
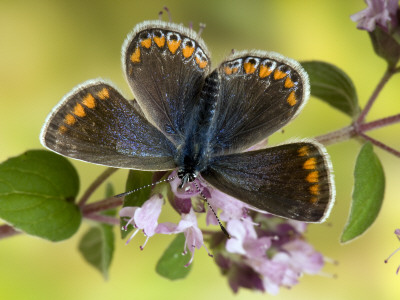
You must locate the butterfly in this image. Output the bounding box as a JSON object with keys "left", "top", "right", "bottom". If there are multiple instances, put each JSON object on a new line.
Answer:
{"left": 40, "top": 20, "right": 335, "bottom": 222}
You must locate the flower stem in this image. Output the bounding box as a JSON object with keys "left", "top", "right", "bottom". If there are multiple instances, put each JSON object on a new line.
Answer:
{"left": 84, "top": 214, "right": 120, "bottom": 225}
{"left": 78, "top": 168, "right": 118, "bottom": 207}
{"left": 314, "top": 125, "right": 356, "bottom": 146}
{"left": 359, "top": 113, "right": 400, "bottom": 132}
{"left": 359, "top": 133, "right": 400, "bottom": 157}
{"left": 0, "top": 224, "right": 20, "bottom": 240}
{"left": 81, "top": 196, "right": 123, "bottom": 215}
{"left": 357, "top": 67, "right": 395, "bottom": 124}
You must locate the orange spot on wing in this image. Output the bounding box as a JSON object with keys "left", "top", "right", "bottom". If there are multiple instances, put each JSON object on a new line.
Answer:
{"left": 73, "top": 103, "right": 86, "bottom": 117}
{"left": 224, "top": 66, "right": 232, "bottom": 75}
{"left": 182, "top": 46, "right": 195, "bottom": 58}
{"left": 284, "top": 76, "right": 295, "bottom": 88}
{"left": 82, "top": 93, "right": 96, "bottom": 108}
{"left": 273, "top": 69, "right": 287, "bottom": 80}
{"left": 306, "top": 171, "right": 319, "bottom": 183}
{"left": 243, "top": 62, "right": 256, "bottom": 74}
{"left": 64, "top": 114, "right": 76, "bottom": 125}
{"left": 97, "top": 88, "right": 110, "bottom": 100}
{"left": 232, "top": 67, "right": 238, "bottom": 74}
{"left": 195, "top": 57, "right": 208, "bottom": 69}
{"left": 303, "top": 158, "right": 316, "bottom": 170}
{"left": 167, "top": 40, "right": 181, "bottom": 54}
{"left": 259, "top": 65, "right": 272, "bottom": 78}
{"left": 298, "top": 146, "right": 309, "bottom": 157}
{"left": 141, "top": 38, "right": 151, "bottom": 48}
{"left": 59, "top": 125, "right": 67, "bottom": 133}
{"left": 154, "top": 36, "right": 165, "bottom": 48}
{"left": 287, "top": 91, "right": 297, "bottom": 106}
{"left": 310, "top": 197, "right": 318, "bottom": 204}
{"left": 310, "top": 184, "right": 320, "bottom": 195}
{"left": 130, "top": 47, "right": 141, "bottom": 63}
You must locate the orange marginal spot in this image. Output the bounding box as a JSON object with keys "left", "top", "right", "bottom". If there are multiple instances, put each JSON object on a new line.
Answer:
{"left": 224, "top": 66, "right": 233, "bottom": 75}
{"left": 130, "top": 47, "right": 141, "bottom": 63}
{"left": 232, "top": 67, "right": 238, "bottom": 74}
{"left": 306, "top": 171, "right": 319, "bottom": 183}
{"left": 167, "top": 40, "right": 181, "bottom": 54}
{"left": 195, "top": 57, "right": 208, "bottom": 69}
{"left": 243, "top": 62, "right": 256, "bottom": 74}
{"left": 273, "top": 69, "right": 287, "bottom": 80}
{"left": 309, "top": 184, "right": 320, "bottom": 195}
{"left": 287, "top": 91, "right": 297, "bottom": 106}
{"left": 259, "top": 65, "right": 272, "bottom": 78}
{"left": 64, "top": 114, "right": 76, "bottom": 125}
{"left": 97, "top": 88, "right": 110, "bottom": 100}
{"left": 303, "top": 157, "right": 316, "bottom": 170}
{"left": 284, "top": 76, "right": 295, "bottom": 88}
{"left": 182, "top": 46, "right": 195, "bottom": 58}
{"left": 154, "top": 36, "right": 165, "bottom": 48}
{"left": 141, "top": 38, "right": 151, "bottom": 48}
{"left": 298, "top": 146, "right": 309, "bottom": 157}
{"left": 59, "top": 125, "right": 67, "bottom": 133}
{"left": 310, "top": 197, "right": 318, "bottom": 204}
{"left": 73, "top": 103, "right": 86, "bottom": 117}
{"left": 82, "top": 93, "right": 96, "bottom": 108}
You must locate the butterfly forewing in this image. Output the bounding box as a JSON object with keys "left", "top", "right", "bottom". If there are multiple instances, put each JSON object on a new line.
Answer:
{"left": 123, "top": 21, "right": 211, "bottom": 145}
{"left": 207, "top": 51, "right": 309, "bottom": 155}
{"left": 202, "top": 142, "right": 335, "bottom": 222}
{"left": 40, "top": 80, "right": 176, "bottom": 170}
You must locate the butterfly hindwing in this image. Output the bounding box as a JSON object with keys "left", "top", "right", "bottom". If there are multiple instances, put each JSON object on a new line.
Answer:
{"left": 207, "top": 51, "right": 309, "bottom": 155}
{"left": 201, "top": 142, "right": 335, "bottom": 222}
{"left": 40, "top": 80, "right": 176, "bottom": 170}
{"left": 123, "top": 20, "right": 211, "bottom": 145}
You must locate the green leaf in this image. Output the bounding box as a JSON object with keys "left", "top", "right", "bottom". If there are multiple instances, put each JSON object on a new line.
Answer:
{"left": 301, "top": 61, "right": 360, "bottom": 118}
{"left": 156, "top": 233, "right": 193, "bottom": 280}
{"left": 120, "top": 170, "right": 153, "bottom": 238}
{"left": 0, "top": 150, "right": 81, "bottom": 241}
{"left": 78, "top": 225, "right": 114, "bottom": 280}
{"left": 341, "top": 142, "right": 385, "bottom": 243}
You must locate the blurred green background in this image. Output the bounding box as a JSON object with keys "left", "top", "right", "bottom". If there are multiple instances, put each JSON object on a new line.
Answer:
{"left": 1, "top": 0, "right": 400, "bottom": 299}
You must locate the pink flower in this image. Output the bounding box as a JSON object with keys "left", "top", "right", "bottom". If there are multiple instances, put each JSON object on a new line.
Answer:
{"left": 210, "top": 212, "right": 325, "bottom": 294}
{"left": 351, "top": 0, "right": 398, "bottom": 32}
{"left": 156, "top": 209, "right": 209, "bottom": 266}
{"left": 225, "top": 218, "right": 271, "bottom": 257}
{"left": 119, "top": 194, "right": 163, "bottom": 249}
{"left": 384, "top": 228, "right": 400, "bottom": 274}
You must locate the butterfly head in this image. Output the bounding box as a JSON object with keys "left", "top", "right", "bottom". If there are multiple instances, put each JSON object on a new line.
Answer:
{"left": 177, "top": 168, "right": 197, "bottom": 189}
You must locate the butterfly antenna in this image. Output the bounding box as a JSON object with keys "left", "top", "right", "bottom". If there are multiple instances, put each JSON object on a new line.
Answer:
{"left": 193, "top": 181, "right": 231, "bottom": 239}
{"left": 115, "top": 175, "right": 177, "bottom": 198}
{"left": 158, "top": 6, "right": 172, "bottom": 22}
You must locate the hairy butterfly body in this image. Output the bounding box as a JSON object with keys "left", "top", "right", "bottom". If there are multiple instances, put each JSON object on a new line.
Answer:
{"left": 40, "top": 20, "right": 335, "bottom": 222}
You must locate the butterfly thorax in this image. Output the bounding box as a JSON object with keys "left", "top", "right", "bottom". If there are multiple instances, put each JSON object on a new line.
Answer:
{"left": 175, "top": 69, "right": 220, "bottom": 187}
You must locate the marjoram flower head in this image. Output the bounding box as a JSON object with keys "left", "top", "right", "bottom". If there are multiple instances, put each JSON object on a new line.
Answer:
{"left": 120, "top": 171, "right": 327, "bottom": 294}
{"left": 351, "top": 0, "right": 400, "bottom": 67}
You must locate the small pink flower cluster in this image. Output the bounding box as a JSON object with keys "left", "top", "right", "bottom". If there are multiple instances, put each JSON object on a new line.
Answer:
{"left": 120, "top": 171, "right": 324, "bottom": 294}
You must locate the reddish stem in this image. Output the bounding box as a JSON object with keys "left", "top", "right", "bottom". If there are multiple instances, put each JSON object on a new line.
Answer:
{"left": 0, "top": 224, "right": 21, "bottom": 240}
{"left": 78, "top": 168, "right": 118, "bottom": 207}
{"left": 357, "top": 68, "right": 395, "bottom": 124}
{"left": 81, "top": 196, "right": 123, "bottom": 215}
